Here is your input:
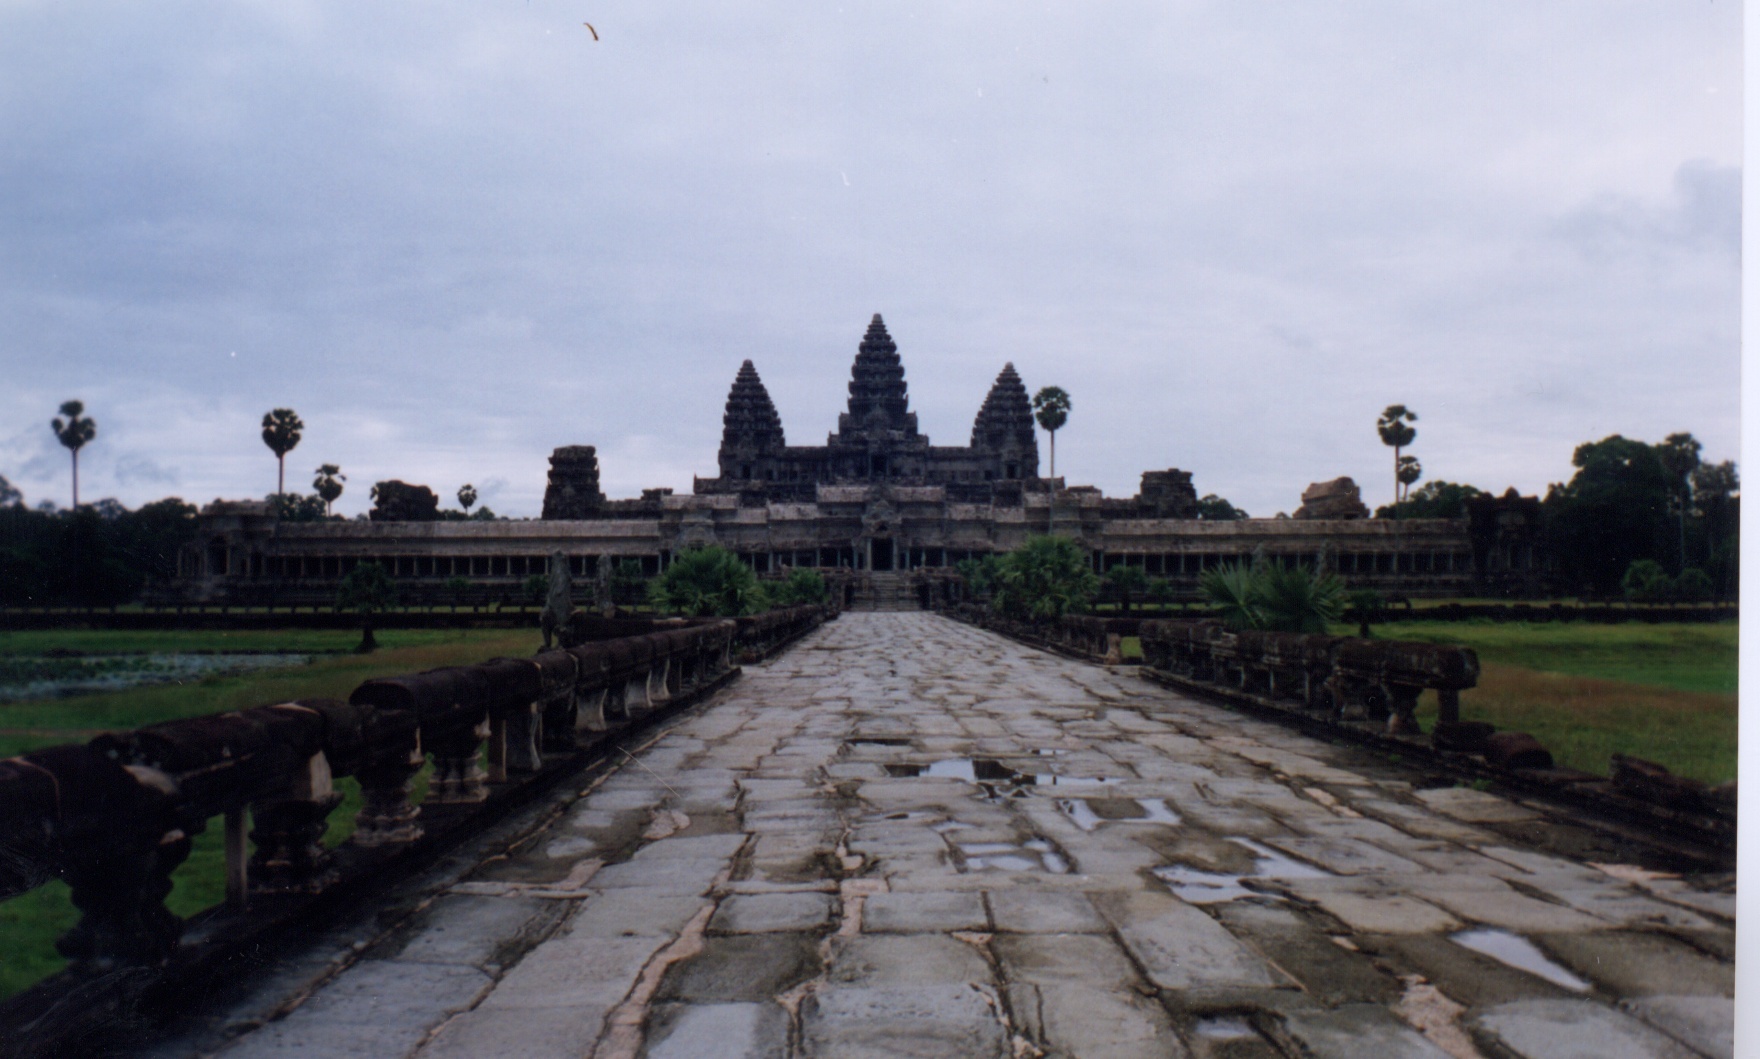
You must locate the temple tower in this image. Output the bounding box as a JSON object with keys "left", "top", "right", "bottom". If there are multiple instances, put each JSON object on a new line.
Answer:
{"left": 835, "top": 314, "right": 919, "bottom": 443}
{"left": 970, "top": 363, "right": 1039, "bottom": 479}
{"left": 717, "top": 360, "right": 787, "bottom": 480}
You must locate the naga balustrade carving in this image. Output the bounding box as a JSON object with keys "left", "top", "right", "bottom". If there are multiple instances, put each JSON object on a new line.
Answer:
{"left": 0, "top": 604, "right": 832, "bottom": 1004}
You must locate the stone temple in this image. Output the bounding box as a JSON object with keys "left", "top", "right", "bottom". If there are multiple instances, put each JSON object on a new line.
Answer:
{"left": 177, "top": 315, "right": 1545, "bottom": 604}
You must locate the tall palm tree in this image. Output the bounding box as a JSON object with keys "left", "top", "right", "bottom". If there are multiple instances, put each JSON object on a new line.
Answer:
{"left": 458, "top": 483, "right": 478, "bottom": 515}
{"left": 1033, "top": 386, "right": 1071, "bottom": 533}
{"left": 262, "top": 409, "right": 304, "bottom": 495}
{"left": 51, "top": 400, "right": 96, "bottom": 508}
{"left": 1376, "top": 405, "right": 1417, "bottom": 516}
{"left": 1396, "top": 455, "right": 1422, "bottom": 505}
{"left": 313, "top": 463, "right": 346, "bottom": 516}
{"left": 1032, "top": 386, "right": 1071, "bottom": 477}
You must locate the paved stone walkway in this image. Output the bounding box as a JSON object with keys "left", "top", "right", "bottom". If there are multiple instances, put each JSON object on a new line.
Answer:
{"left": 176, "top": 613, "right": 1734, "bottom": 1058}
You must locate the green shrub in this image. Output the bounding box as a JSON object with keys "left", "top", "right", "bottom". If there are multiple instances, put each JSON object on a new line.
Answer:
{"left": 992, "top": 536, "right": 1099, "bottom": 621}
{"left": 649, "top": 547, "right": 764, "bottom": 616}
{"left": 1621, "top": 559, "right": 1670, "bottom": 603}
{"left": 1201, "top": 560, "right": 1345, "bottom": 633}
{"left": 769, "top": 568, "right": 828, "bottom": 606}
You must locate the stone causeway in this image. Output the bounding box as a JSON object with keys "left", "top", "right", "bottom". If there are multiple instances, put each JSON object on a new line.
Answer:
{"left": 151, "top": 613, "right": 1735, "bottom": 1059}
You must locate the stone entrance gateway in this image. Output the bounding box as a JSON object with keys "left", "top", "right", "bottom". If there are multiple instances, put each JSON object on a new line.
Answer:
{"left": 161, "top": 613, "right": 1734, "bottom": 1059}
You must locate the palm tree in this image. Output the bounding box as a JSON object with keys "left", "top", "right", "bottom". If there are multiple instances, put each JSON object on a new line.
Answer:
{"left": 1032, "top": 386, "right": 1071, "bottom": 477}
{"left": 1376, "top": 405, "right": 1417, "bottom": 515}
{"left": 458, "top": 483, "right": 478, "bottom": 515}
{"left": 262, "top": 409, "right": 304, "bottom": 495}
{"left": 51, "top": 400, "right": 96, "bottom": 508}
{"left": 1396, "top": 455, "right": 1422, "bottom": 506}
{"left": 313, "top": 463, "right": 346, "bottom": 516}
{"left": 1033, "top": 386, "right": 1071, "bottom": 533}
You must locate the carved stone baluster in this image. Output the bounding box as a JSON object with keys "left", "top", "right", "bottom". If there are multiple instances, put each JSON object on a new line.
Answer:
{"left": 503, "top": 702, "right": 544, "bottom": 772}
{"left": 352, "top": 735, "right": 424, "bottom": 845}
{"left": 57, "top": 826, "right": 192, "bottom": 970}
{"left": 427, "top": 720, "right": 490, "bottom": 804}
{"left": 248, "top": 750, "right": 343, "bottom": 894}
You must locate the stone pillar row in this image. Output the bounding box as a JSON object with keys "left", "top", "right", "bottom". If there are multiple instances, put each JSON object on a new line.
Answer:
{"left": 0, "top": 608, "right": 834, "bottom": 973}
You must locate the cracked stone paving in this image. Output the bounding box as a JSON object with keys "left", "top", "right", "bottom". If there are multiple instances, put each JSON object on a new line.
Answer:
{"left": 151, "top": 613, "right": 1737, "bottom": 1059}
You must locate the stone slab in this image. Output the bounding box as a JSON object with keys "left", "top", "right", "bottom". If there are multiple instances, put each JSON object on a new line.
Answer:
{"left": 1299, "top": 892, "right": 1463, "bottom": 935}
{"left": 390, "top": 894, "right": 551, "bottom": 968}
{"left": 645, "top": 1002, "right": 790, "bottom": 1059}
{"left": 986, "top": 889, "right": 1108, "bottom": 933}
{"left": 220, "top": 960, "right": 492, "bottom": 1058}
{"left": 567, "top": 892, "right": 709, "bottom": 938}
{"left": 802, "top": 986, "right": 1009, "bottom": 1059}
{"left": 708, "top": 891, "right": 838, "bottom": 934}
{"left": 1534, "top": 931, "right": 1735, "bottom": 997}
{"left": 862, "top": 891, "right": 989, "bottom": 933}
{"left": 1270, "top": 1004, "right": 1454, "bottom": 1059}
{"left": 1622, "top": 996, "right": 1734, "bottom": 1059}
{"left": 657, "top": 933, "right": 821, "bottom": 1002}
{"left": 476, "top": 935, "right": 664, "bottom": 1011}
{"left": 1094, "top": 891, "right": 1289, "bottom": 990}
{"left": 1468, "top": 999, "right": 1703, "bottom": 1059}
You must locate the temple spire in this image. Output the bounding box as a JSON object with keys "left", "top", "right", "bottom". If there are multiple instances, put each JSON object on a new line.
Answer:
{"left": 717, "top": 360, "right": 785, "bottom": 479}
{"left": 836, "top": 313, "right": 918, "bottom": 440}
{"left": 971, "top": 362, "right": 1039, "bottom": 472}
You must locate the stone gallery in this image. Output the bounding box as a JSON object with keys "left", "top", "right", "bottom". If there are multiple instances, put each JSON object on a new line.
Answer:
{"left": 176, "top": 315, "right": 1544, "bottom": 604}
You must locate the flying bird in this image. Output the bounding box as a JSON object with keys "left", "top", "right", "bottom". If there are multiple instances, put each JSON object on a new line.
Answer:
{"left": 583, "top": 22, "right": 598, "bottom": 40}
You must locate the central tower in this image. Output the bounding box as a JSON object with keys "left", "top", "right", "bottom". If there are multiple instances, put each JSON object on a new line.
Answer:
{"left": 834, "top": 314, "right": 919, "bottom": 443}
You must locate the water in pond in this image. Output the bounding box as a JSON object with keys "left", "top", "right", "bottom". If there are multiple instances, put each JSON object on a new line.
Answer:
{"left": 0, "top": 652, "right": 313, "bottom": 702}
{"left": 1450, "top": 928, "right": 1590, "bottom": 992}
{"left": 1153, "top": 836, "right": 1331, "bottom": 904}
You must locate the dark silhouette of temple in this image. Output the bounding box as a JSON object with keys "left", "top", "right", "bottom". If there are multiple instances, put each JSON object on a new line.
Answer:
{"left": 696, "top": 315, "right": 1040, "bottom": 500}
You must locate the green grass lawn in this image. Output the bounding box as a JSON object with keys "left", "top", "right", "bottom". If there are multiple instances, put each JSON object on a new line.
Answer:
{"left": 0, "top": 628, "right": 525, "bottom": 997}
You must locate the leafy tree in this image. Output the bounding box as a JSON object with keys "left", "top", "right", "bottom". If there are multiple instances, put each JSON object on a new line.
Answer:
{"left": 1201, "top": 560, "right": 1345, "bottom": 633}
{"left": 1654, "top": 433, "right": 1701, "bottom": 574}
{"left": 1345, "top": 589, "right": 1385, "bottom": 638}
{"left": 51, "top": 400, "right": 96, "bottom": 509}
{"left": 0, "top": 475, "right": 21, "bottom": 507}
{"left": 268, "top": 492, "right": 328, "bottom": 522}
{"left": 445, "top": 576, "right": 471, "bottom": 612}
{"left": 1031, "top": 386, "right": 1071, "bottom": 477}
{"left": 769, "top": 567, "right": 828, "bottom": 606}
{"left": 609, "top": 559, "right": 650, "bottom": 605}
{"left": 313, "top": 464, "right": 346, "bottom": 516}
{"left": 522, "top": 573, "right": 549, "bottom": 605}
{"left": 991, "top": 535, "right": 1099, "bottom": 621}
{"left": 1256, "top": 562, "right": 1346, "bottom": 633}
{"left": 1376, "top": 404, "right": 1418, "bottom": 511}
{"left": 1146, "top": 577, "right": 1175, "bottom": 607}
{"left": 1689, "top": 460, "right": 1739, "bottom": 595}
{"left": 1200, "top": 562, "right": 1261, "bottom": 630}
{"left": 336, "top": 561, "right": 397, "bottom": 652}
{"left": 1675, "top": 567, "right": 1714, "bottom": 603}
{"left": 648, "top": 546, "right": 764, "bottom": 616}
{"left": 955, "top": 555, "right": 1005, "bottom": 601}
{"left": 1196, "top": 494, "right": 1248, "bottom": 520}
{"left": 458, "top": 483, "right": 478, "bottom": 514}
{"left": 1620, "top": 559, "right": 1670, "bottom": 603}
{"left": 1543, "top": 435, "right": 1672, "bottom": 596}
{"left": 369, "top": 480, "right": 441, "bottom": 521}
{"left": 1396, "top": 455, "right": 1422, "bottom": 502}
{"left": 1102, "top": 563, "right": 1148, "bottom": 614}
{"left": 261, "top": 409, "right": 304, "bottom": 495}
{"left": 1375, "top": 481, "right": 1484, "bottom": 520}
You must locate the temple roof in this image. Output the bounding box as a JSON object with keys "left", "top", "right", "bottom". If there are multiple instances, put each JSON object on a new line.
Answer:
{"left": 971, "top": 362, "right": 1037, "bottom": 458}
{"left": 837, "top": 314, "right": 918, "bottom": 440}
{"left": 720, "top": 359, "right": 785, "bottom": 451}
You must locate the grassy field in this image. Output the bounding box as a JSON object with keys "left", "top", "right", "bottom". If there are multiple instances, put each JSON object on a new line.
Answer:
{"left": 0, "top": 627, "right": 530, "bottom": 997}
{"left": 1128, "top": 621, "right": 1737, "bottom": 786}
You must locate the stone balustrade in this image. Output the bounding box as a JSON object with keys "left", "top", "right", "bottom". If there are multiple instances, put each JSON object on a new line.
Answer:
{"left": 0, "top": 603, "right": 835, "bottom": 1054}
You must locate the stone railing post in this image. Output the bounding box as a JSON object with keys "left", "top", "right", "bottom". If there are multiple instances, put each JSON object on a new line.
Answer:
{"left": 250, "top": 750, "right": 343, "bottom": 894}
{"left": 428, "top": 719, "right": 491, "bottom": 804}
{"left": 352, "top": 733, "right": 424, "bottom": 846}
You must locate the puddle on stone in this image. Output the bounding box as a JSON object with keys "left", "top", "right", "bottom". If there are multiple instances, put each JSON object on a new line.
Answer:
{"left": 1058, "top": 796, "right": 1182, "bottom": 833}
{"left": 1136, "top": 798, "right": 1182, "bottom": 825}
{"left": 956, "top": 838, "right": 1069, "bottom": 874}
{"left": 1193, "top": 1016, "right": 1258, "bottom": 1040}
{"left": 1057, "top": 799, "right": 1104, "bottom": 832}
{"left": 1449, "top": 928, "right": 1590, "bottom": 992}
{"left": 1152, "top": 837, "right": 1331, "bottom": 904}
{"left": 885, "top": 757, "right": 1119, "bottom": 791}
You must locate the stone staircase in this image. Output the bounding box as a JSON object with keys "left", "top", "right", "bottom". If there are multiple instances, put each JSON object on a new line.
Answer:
{"left": 849, "top": 571, "right": 920, "bottom": 611}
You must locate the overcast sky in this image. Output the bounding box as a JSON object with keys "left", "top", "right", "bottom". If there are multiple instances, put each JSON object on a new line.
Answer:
{"left": 0, "top": 1, "right": 1741, "bottom": 518}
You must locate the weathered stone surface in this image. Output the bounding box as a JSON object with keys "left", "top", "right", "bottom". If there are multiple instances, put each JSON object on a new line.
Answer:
{"left": 645, "top": 1002, "right": 790, "bottom": 1059}
{"left": 389, "top": 894, "right": 550, "bottom": 967}
{"left": 566, "top": 892, "right": 709, "bottom": 939}
{"left": 1298, "top": 892, "right": 1463, "bottom": 934}
{"left": 222, "top": 961, "right": 492, "bottom": 1058}
{"left": 708, "top": 891, "right": 837, "bottom": 934}
{"left": 802, "top": 986, "right": 1010, "bottom": 1059}
{"left": 1095, "top": 891, "right": 1289, "bottom": 990}
{"left": 1468, "top": 999, "right": 1704, "bottom": 1059}
{"left": 1269, "top": 1004, "right": 1454, "bottom": 1058}
{"left": 987, "top": 889, "right": 1108, "bottom": 933}
{"left": 476, "top": 935, "right": 663, "bottom": 1011}
{"left": 862, "top": 890, "right": 988, "bottom": 932}
{"left": 1622, "top": 996, "right": 1734, "bottom": 1059}
{"left": 1534, "top": 932, "right": 1735, "bottom": 997}
{"left": 656, "top": 934, "right": 821, "bottom": 1001}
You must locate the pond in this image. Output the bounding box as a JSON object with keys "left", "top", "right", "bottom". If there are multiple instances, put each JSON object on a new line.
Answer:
{"left": 0, "top": 652, "right": 315, "bottom": 702}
